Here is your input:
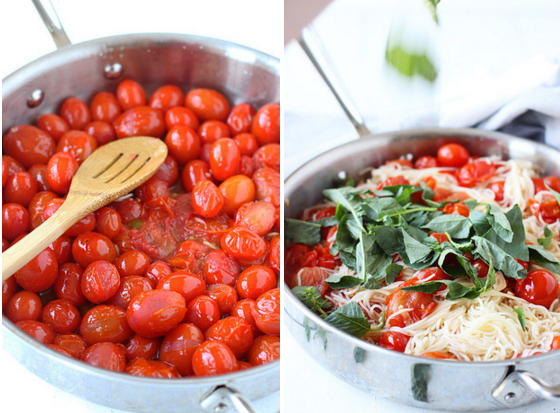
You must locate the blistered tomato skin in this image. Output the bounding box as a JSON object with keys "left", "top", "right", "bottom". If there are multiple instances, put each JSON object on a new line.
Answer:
{"left": 252, "top": 288, "right": 280, "bottom": 336}
{"left": 204, "top": 316, "right": 254, "bottom": 358}
{"left": 192, "top": 180, "right": 225, "bottom": 218}
{"left": 14, "top": 248, "right": 58, "bottom": 292}
{"left": 227, "top": 103, "right": 255, "bottom": 136}
{"left": 81, "top": 260, "right": 120, "bottom": 303}
{"left": 16, "top": 320, "right": 55, "bottom": 344}
{"left": 192, "top": 340, "right": 238, "bottom": 376}
{"left": 114, "top": 107, "right": 165, "bottom": 139}
{"left": 221, "top": 227, "right": 267, "bottom": 262}
{"left": 81, "top": 342, "right": 126, "bottom": 372}
{"left": 251, "top": 104, "right": 280, "bottom": 145}
{"left": 248, "top": 335, "right": 280, "bottom": 365}
{"left": 3, "top": 125, "right": 56, "bottom": 168}
{"left": 159, "top": 323, "right": 204, "bottom": 376}
{"left": 80, "top": 305, "right": 133, "bottom": 345}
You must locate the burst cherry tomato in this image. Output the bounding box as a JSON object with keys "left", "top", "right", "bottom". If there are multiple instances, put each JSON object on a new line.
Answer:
{"left": 514, "top": 270, "right": 559, "bottom": 308}
{"left": 81, "top": 342, "right": 126, "bottom": 372}
{"left": 53, "top": 263, "right": 86, "bottom": 306}
{"left": 443, "top": 202, "right": 470, "bottom": 217}
{"left": 205, "top": 316, "right": 253, "bottom": 358}
{"left": 379, "top": 331, "right": 410, "bottom": 352}
{"left": 192, "top": 180, "right": 225, "bottom": 218}
{"left": 80, "top": 304, "right": 133, "bottom": 345}
{"left": 414, "top": 156, "right": 439, "bottom": 169}
{"left": 41, "top": 299, "right": 81, "bottom": 334}
{"left": 16, "top": 320, "right": 55, "bottom": 344}
{"left": 81, "top": 260, "right": 120, "bottom": 303}
{"left": 221, "top": 227, "right": 267, "bottom": 261}
{"left": 252, "top": 288, "right": 280, "bottom": 335}
{"left": 490, "top": 181, "right": 505, "bottom": 201}
{"left": 125, "top": 334, "right": 161, "bottom": 361}
{"left": 125, "top": 358, "right": 180, "bottom": 378}
{"left": 455, "top": 160, "right": 496, "bottom": 187}
{"left": 227, "top": 103, "right": 255, "bottom": 136}
{"left": 184, "top": 295, "right": 221, "bottom": 332}
{"left": 159, "top": 323, "right": 204, "bottom": 376}
{"left": 248, "top": 335, "right": 280, "bottom": 365}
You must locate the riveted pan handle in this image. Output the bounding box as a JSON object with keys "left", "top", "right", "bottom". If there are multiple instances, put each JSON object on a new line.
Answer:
{"left": 493, "top": 370, "right": 560, "bottom": 407}
{"left": 298, "top": 24, "right": 372, "bottom": 138}
{"left": 31, "top": 0, "right": 72, "bottom": 48}
{"left": 200, "top": 386, "right": 261, "bottom": 413}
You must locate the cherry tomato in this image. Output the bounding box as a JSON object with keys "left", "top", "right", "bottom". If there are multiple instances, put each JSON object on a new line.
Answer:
{"left": 268, "top": 235, "right": 280, "bottom": 274}
{"left": 185, "top": 89, "right": 230, "bottom": 122}
{"left": 473, "top": 259, "right": 490, "bottom": 278}
{"left": 230, "top": 299, "right": 260, "bottom": 337}
{"left": 236, "top": 265, "right": 276, "bottom": 301}
{"left": 198, "top": 120, "right": 230, "bottom": 144}
{"left": 56, "top": 130, "right": 98, "bottom": 164}
{"left": 165, "top": 107, "right": 200, "bottom": 130}
{"left": 443, "top": 202, "right": 470, "bottom": 217}
{"left": 378, "top": 331, "right": 410, "bottom": 352}
{"left": 28, "top": 191, "right": 57, "bottom": 230}
{"left": 218, "top": 175, "right": 256, "bottom": 217}
{"left": 80, "top": 304, "right": 133, "bottom": 345}
{"left": 455, "top": 160, "right": 496, "bottom": 187}
{"left": 114, "top": 250, "right": 150, "bottom": 277}
{"left": 16, "top": 320, "right": 55, "bottom": 344}
{"left": 126, "top": 290, "right": 186, "bottom": 337}
{"left": 95, "top": 207, "right": 123, "bottom": 240}
{"left": 47, "top": 344, "right": 74, "bottom": 357}
{"left": 240, "top": 155, "right": 256, "bottom": 177}
{"left": 421, "top": 352, "right": 457, "bottom": 360}
{"left": 377, "top": 176, "right": 410, "bottom": 190}
{"left": 84, "top": 121, "right": 117, "bottom": 145}
{"left": 164, "top": 125, "right": 201, "bottom": 165}
{"left": 235, "top": 201, "right": 275, "bottom": 236}
{"left": 90, "top": 91, "right": 122, "bottom": 123}
{"left": 253, "top": 144, "right": 280, "bottom": 171}
{"left": 125, "top": 334, "right": 161, "bottom": 361}
{"left": 192, "top": 340, "right": 238, "bottom": 376}
{"left": 200, "top": 143, "right": 212, "bottom": 164}
{"left": 252, "top": 288, "right": 280, "bottom": 336}
{"left": 287, "top": 267, "right": 330, "bottom": 296}
{"left": 227, "top": 103, "right": 255, "bottom": 136}
{"left": 430, "top": 232, "right": 449, "bottom": 244}
{"left": 159, "top": 322, "right": 204, "bottom": 376}
{"left": 533, "top": 178, "right": 547, "bottom": 193}
{"left": 252, "top": 167, "right": 280, "bottom": 207}
{"left": 53, "top": 263, "right": 86, "bottom": 306}
{"left": 28, "top": 164, "right": 51, "bottom": 192}
{"left": 514, "top": 270, "right": 559, "bottom": 308}
{"left": 3, "top": 171, "right": 38, "bottom": 207}
{"left": 204, "top": 316, "right": 253, "bottom": 358}
{"left": 114, "top": 107, "right": 165, "bottom": 139}
{"left": 14, "top": 248, "right": 58, "bottom": 292}
{"left": 210, "top": 138, "right": 241, "bottom": 181}
{"left": 54, "top": 334, "right": 87, "bottom": 358}
{"left": 116, "top": 79, "right": 147, "bottom": 110}
{"left": 551, "top": 336, "right": 560, "bottom": 351}
{"left": 248, "top": 334, "right": 280, "bottom": 366}
{"left": 60, "top": 97, "right": 91, "bottom": 130}
{"left": 144, "top": 261, "right": 173, "bottom": 286}
{"left": 42, "top": 298, "right": 82, "bottom": 334}
{"left": 125, "top": 358, "right": 180, "bottom": 378}
{"left": 36, "top": 114, "right": 70, "bottom": 142}
{"left": 157, "top": 272, "right": 206, "bottom": 304}
{"left": 81, "top": 260, "right": 120, "bottom": 303}
{"left": 2, "top": 203, "right": 30, "bottom": 241}
{"left": 3, "top": 155, "right": 25, "bottom": 179}
{"left": 207, "top": 284, "right": 238, "bottom": 315}
{"left": 149, "top": 85, "right": 184, "bottom": 112}
{"left": 2, "top": 277, "right": 19, "bottom": 312}
{"left": 234, "top": 133, "right": 259, "bottom": 156}
{"left": 3, "top": 125, "right": 56, "bottom": 168}
{"left": 153, "top": 156, "right": 179, "bottom": 186}
{"left": 48, "top": 233, "right": 73, "bottom": 264}
{"left": 490, "top": 181, "right": 505, "bottom": 201}
{"left": 191, "top": 180, "right": 225, "bottom": 218}
{"left": 203, "top": 250, "right": 240, "bottom": 287}
{"left": 72, "top": 233, "right": 118, "bottom": 269}
{"left": 112, "top": 198, "right": 147, "bottom": 225}
{"left": 221, "top": 226, "right": 267, "bottom": 261}
{"left": 184, "top": 295, "right": 221, "bottom": 332}
{"left": 251, "top": 103, "right": 280, "bottom": 145}
{"left": 81, "top": 342, "right": 126, "bottom": 372}
{"left": 105, "top": 276, "right": 153, "bottom": 309}
{"left": 414, "top": 156, "right": 439, "bottom": 169}
{"left": 181, "top": 159, "right": 212, "bottom": 192}
{"left": 544, "top": 176, "right": 560, "bottom": 192}
{"left": 6, "top": 291, "right": 43, "bottom": 322}
{"left": 437, "top": 143, "right": 470, "bottom": 168}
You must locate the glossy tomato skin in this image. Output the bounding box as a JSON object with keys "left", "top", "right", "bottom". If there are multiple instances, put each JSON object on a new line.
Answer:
{"left": 253, "top": 167, "right": 280, "bottom": 208}
{"left": 28, "top": 164, "right": 51, "bottom": 192}
{"left": 95, "top": 207, "right": 123, "bottom": 240}
{"left": 53, "top": 263, "right": 86, "bottom": 306}
{"left": 126, "top": 290, "right": 186, "bottom": 338}
{"left": 165, "top": 125, "right": 201, "bottom": 165}
{"left": 227, "top": 103, "right": 255, "bottom": 136}
{"left": 14, "top": 248, "right": 58, "bottom": 292}
{"left": 114, "top": 107, "right": 165, "bottom": 139}
{"left": 253, "top": 144, "right": 280, "bottom": 171}
{"left": 85, "top": 121, "right": 116, "bottom": 145}
{"left": 207, "top": 284, "right": 238, "bottom": 315}
{"left": 204, "top": 316, "right": 253, "bottom": 359}
{"left": 203, "top": 250, "right": 240, "bottom": 287}
{"left": 2, "top": 277, "right": 19, "bottom": 312}
{"left": 185, "top": 89, "right": 230, "bottom": 122}
{"left": 6, "top": 291, "right": 43, "bottom": 322}
{"left": 43, "top": 198, "right": 96, "bottom": 236}
{"left": 252, "top": 288, "right": 280, "bottom": 336}
{"left": 114, "top": 250, "right": 150, "bottom": 277}
{"left": 455, "top": 160, "right": 496, "bottom": 187}
{"left": 414, "top": 156, "right": 439, "bottom": 169}
{"left": 218, "top": 175, "right": 255, "bottom": 217}
{"left": 81, "top": 260, "right": 120, "bottom": 303}
{"left": 72, "top": 233, "right": 118, "bottom": 269}
{"left": 181, "top": 159, "right": 212, "bottom": 192}
{"left": 156, "top": 272, "right": 206, "bottom": 304}
{"left": 378, "top": 331, "right": 410, "bottom": 352}
{"left": 116, "top": 79, "right": 147, "bottom": 110}
{"left": 184, "top": 295, "right": 221, "bottom": 332}
{"left": 36, "top": 114, "right": 70, "bottom": 142}
{"left": 46, "top": 152, "right": 78, "bottom": 194}
{"left": 514, "top": 270, "right": 559, "bottom": 308}
{"left": 192, "top": 340, "right": 238, "bottom": 376}
{"left": 268, "top": 235, "right": 280, "bottom": 274}
{"left": 490, "top": 181, "right": 505, "bottom": 201}
{"left": 230, "top": 299, "right": 260, "bottom": 337}
{"left": 191, "top": 180, "right": 225, "bottom": 218}
{"left": 80, "top": 305, "right": 133, "bottom": 345}
{"left": 165, "top": 107, "right": 200, "bottom": 130}
{"left": 125, "top": 334, "right": 161, "bottom": 361}
{"left": 234, "top": 133, "right": 259, "bottom": 156}
{"left": 125, "top": 358, "right": 181, "bottom": 378}
{"left": 235, "top": 201, "right": 275, "bottom": 236}
{"left": 144, "top": 261, "right": 173, "bottom": 286}
{"left": 105, "top": 276, "right": 153, "bottom": 309}
{"left": 90, "top": 91, "right": 122, "bottom": 123}
{"left": 443, "top": 202, "right": 470, "bottom": 217}
{"left": 248, "top": 334, "right": 280, "bottom": 366}
{"left": 159, "top": 322, "right": 204, "bottom": 376}
{"left": 236, "top": 265, "right": 277, "bottom": 300}
{"left": 28, "top": 191, "right": 57, "bottom": 230}
{"left": 3, "top": 125, "right": 56, "bottom": 168}
{"left": 3, "top": 171, "right": 38, "bottom": 207}
{"left": 154, "top": 156, "right": 179, "bottom": 186}
{"left": 16, "top": 320, "right": 55, "bottom": 344}
{"left": 149, "top": 85, "right": 184, "bottom": 112}
{"left": 56, "top": 130, "right": 98, "bottom": 164}
{"left": 41, "top": 298, "right": 82, "bottom": 334}
{"left": 210, "top": 138, "right": 241, "bottom": 182}
{"left": 2, "top": 203, "right": 30, "bottom": 241}
{"left": 221, "top": 227, "right": 267, "bottom": 261}
{"left": 60, "top": 97, "right": 91, "bottom": 130}
{"left": 81, "top": 342, "right": 126, "bottom": 372}
{"left": 54, "top": 334, "right": 87, "bottom": 358}
{"left": 437, "top": 143, "right": 470, "bottom": 168}
{"left": 198, "top": 120, "right": 230, "bottom": 144}
{"left": 251, "top": 103, "right": 280, "bottom": 145}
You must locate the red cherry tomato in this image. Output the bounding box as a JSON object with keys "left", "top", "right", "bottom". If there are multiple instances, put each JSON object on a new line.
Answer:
{"left": 144, "top": 260, "right": 173, "bottom": 286}
{"left": 72, "top": 233, "right": 118, "bottom": 269}
{"left": 28, "top": 191, "right": 57, "bottom": 230}
{"left": 287, "top": 267, "right": 330, "bottom": 296}
{"left": 533, "top": 178, "right": 547, "bottom": 193}
{"left": 421, "top": 352, "right": 457, "bottom": 359}
{"left": 252, "top": 288, "right": 280, "bottom": 336}
{"left": 414, "top": 156, "right": 439, "bottom": 169}
{"left": 90, "top": 91, "right": 122, "bottom": 123}
{"left": 114, "top": 107, "right": 165, "bottom": 139}
{"left": 252, "top": 167, "right": 280, "bottom": 207}
{"left": 203, "top": 250, "right": 240, "bottom": 287}
{"left": 430, "top": 232, "right": 449, "bottom": 244}
{"left": 437, "top": 143, "right": 470, "bottom": 168}
{"left": 551, "top": 336, "right": 560, "bottom": 351}
{"left": 149, "top": 85, "right": 184, "bottom": 112}
{"left": 455, "top": 160, "right": 496, "bottom": 187}
{"left": 126, "top": 290, "right": 186, "bottom": 337}
{"left": 164, "top": 125, "right": 201, "bottom": 165}
{"left": 81, "top": 342, "right": 126, "bottom": 372}
{"left": 43, "top": 198, "right": 96, "bottom": 236}
{"left": 125, "top": 334, "right": 161, "bottom": 361}
{"left": 95, "top": 207, "right": 123, "bottom": 240}
{"left": 165, "top": 107, "right": 200, "bottom": 131}
{"left": 36, "top": 114, "right": 70, "bottom": 142}
{"left": 236, "top": 265, "right": 276, "bottom": 301}
{"left": 6, "top": 291, "right": 43, "bottom": 322}
{"left": 268, "top": 235, "right": 280, "bottom": 274}
{"left": 205, "top": 316, "right": 253, "bottom": 358}
{"left": 157, "top": 272, "right": 206, "bottom": 304}
{"left": 181, "top": 159, "right": 212, "bottom": 192}
{"left": 53, "top": 263, "right": 86, "bottom": 306}
{"left": 79, "top": 304, "right": 133, "bottom": 345}
{"left": 227, "top": 103, "right": 255, "bottom": 136}
{"left": 253, "top": 144, "right": 280, "bottom": 171}
{"left": 153, "top": 156, "right": 179, "bottom": 186}
{"left": 56, "top": 130, "right": 98, "bottom": 164}
{"left": 14, "top": 248, "right": 58, "bottom": 292}
{"left": 105, "top": 276, "right": 153, "bottom": 309}
{"left": 544, "top": 176, "right": 560, "bottom": 192}
{"left": 81, "top": 260, "right": 120, "bottom": 303}
{"left": 473, "top": 259, "right": 490, "bottom": 278}
{"left": 46, "top": 152, "right": 78, "bottom": 194}
{"left": 233, "top": 133, "right": 259, "bottom": 156}
{"left": 198, "top": 120, "right": 230, "bottom": 144}
{"left": 2, "top": 277, "right": 19, "bottom": 312}
{"left": 3, "top": 171, "right": 38, "bottom": 207}
{"left": 60, "top": 97, "right": 91, "bottom": 130}
{"left": 207, "top": 284, "right": 239, "bottom": 315}
{"left": 114, "top": 250, "right": 150, "bottom": 277}
{"left": 3, "top": 125, "right": 56, "bottom": 168}
{"left": 528, "top": 194, "right": 560, "bottom": 224}
{"left": 185, "top": 89, "right": 230, "bottom": 122}
{"left": 112, "top": 198, "right": 147, "bottom": 225}
{"left": 514, "top": 270, "right": 559, "bottom": 308}
{"left": 41, "top": 298, "right": 82, "bottom": 334}
{"left": 248, "top": 334, "right": 280, "bottom": 366}
{"left": 54, "top": 334, "right": 87, "bottom": 358}
{"left": 230, "top": 299, "right": 260, "bottom": 337}
{"left": 125, "top": 358, "right": 180, "bottom": 378}
{"left": 218, "top": 175, "right": 256, "bottom": 217}
{"left": 192, "top": 340, "right": 238, "bottom": 376}
{"left": 2, "top": 203, "right": 30, "bottom": 241}
{"left": 378, "top": 331, "right": 410, "bottom": 352}
{"left": 221, "top": 226, "right": 267, "bottom": 261}
{"left": 84, "top": 121, "right": 117, "bottom": 145}
{"left": 159, "top": 323, "right": 204, "bottom": 376}
{"left": 191, "top": 180, "right": 225, "bottom": 218}
{"left": 28, "top": 164, "right": 51, "bottom": 192}
{"left": 235, "top": 201, "right": 276, "bottom": 236}
{"left": 251, "top": 103, "right": 280, "bottom": 145}
{"left": 443, "top": 202, "right": 470, "bottom": 217}
{"left": 116, "top": 79, "right": 147, "bottom": 110}
{"left": 490, "top": 181, "right": 505, "bottom": 201}
{"left": 210, "top": 138, "right": 241, "bottom": 182}
{"left": 16, "top": 320, "right": 55, "bottom": 344}
{"left": 184, "top": 295, "right": 221, "bottom": 332}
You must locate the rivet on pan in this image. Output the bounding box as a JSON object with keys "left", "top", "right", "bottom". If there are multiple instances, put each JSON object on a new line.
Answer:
{"left": 104, "top": 63, "right": 123, "bottom": 79}
{"left": 504, "top": 392, "right": 517, "bottom": 403}
{"left": 214, "top": 402, "right": 227, "bottom": 412}
{"left": 27, "top": 89, "right": 44, "bottom": 108}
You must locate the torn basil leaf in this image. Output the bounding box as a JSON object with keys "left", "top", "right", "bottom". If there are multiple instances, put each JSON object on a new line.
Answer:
{"left": 423, "top": 214, "right": 473, "bottom": 239}
{"left": 324, "top": 302, "right": 371, "bottom": 338}
{"left": 325, "top": 275, "right": 362, "bottom": 290}
{"left": 514, "top": 307, "right": 526, "bottom": 332}
{"left": 538, "top": 225, "right": 553, "bottom": 249}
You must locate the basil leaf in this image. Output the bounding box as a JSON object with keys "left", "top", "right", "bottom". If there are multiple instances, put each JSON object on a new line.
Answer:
{"left": 470, "top": 209, "right": 491, "bottom": 236}
{"left": 323, "top": 188, "right": 365, "bottom": 232}
{"left": 285, "top": 218, "right": 321, "bottom": 245}
{"left": 487, "top": 204, "right": 513, "bottom": 243}
{"left": 384, "top": 263, "right": 404, "bottom": 284}
{"left": 373, "top": 226, "right": 403, "bottom": 256}
{"left": 385, "top": 42, "right": 438, "bottom": 82}
{"left": 333, "top": 215, "right": 354, "bottom": 254}
{"left": 325, "top": 275, "right": 363, "bottom": 290}
{"left": 362, "top": 254, "right": 393, "bottom": 289}
{"left": 292, "top": 286, "right": 332, "bottom": 315}
{"left": 528, "top": 244, "right": 560, "bottom": 273}
{"left": 438, "top": 248, "right": 477, "bottom": 278}
{"left": 403, "top": 229, "right": 433, "bottom": 264}
{"left": 538, "top": 225, "right": 554, "bottom": 249}
{"left": 514, "top": 307, "right": 526, "bottom": 332}
{"left": 423, "top": 214, "right": 473, "bottom": 239}
{"left": 363, "top": 197, "right": 404, "bottom": 220}
{"left": 324, "top": 302, "right": 370, "bottom": 338}
{"left": 473, "top": 236, "right": 526, "bottom": 279}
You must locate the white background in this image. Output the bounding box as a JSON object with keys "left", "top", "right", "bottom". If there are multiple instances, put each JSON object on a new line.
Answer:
{"left": 1, "top": 1, "right": 281, "bottom": 412}
{"left": 284, "top": 0, "right": 560, "bottom": 412}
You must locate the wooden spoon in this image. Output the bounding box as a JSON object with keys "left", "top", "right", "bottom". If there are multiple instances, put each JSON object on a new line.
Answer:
{"left": 2, "top": 136, "right": 168, "bottom": 281}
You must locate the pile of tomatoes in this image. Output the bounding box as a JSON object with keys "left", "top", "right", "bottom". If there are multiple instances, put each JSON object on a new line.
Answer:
{"left": 2, "top": 79, "right": 280, "bottom": 378}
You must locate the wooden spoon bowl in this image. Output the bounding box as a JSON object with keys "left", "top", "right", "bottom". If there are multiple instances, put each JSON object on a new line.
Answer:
{"left": 2, "top": 136, "right": 168, "bottom": 280}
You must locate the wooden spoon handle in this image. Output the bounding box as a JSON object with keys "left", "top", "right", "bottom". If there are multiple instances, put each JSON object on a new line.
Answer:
{"left": 2, "top": 195, "right": 93, "bottom": 281}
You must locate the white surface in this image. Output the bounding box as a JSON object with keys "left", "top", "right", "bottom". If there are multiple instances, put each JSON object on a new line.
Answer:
{"left": 1, "top": 1, "right": 281, "bottom": 412}
{"left": 284, "top": 0, "right": 560, "bottom": 412}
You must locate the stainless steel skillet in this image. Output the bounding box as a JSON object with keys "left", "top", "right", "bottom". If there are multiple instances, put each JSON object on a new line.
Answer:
{"left": 283, "top": 26, "right": 560, "bottom": 411}
{"left": 2, "top": 2, "right": 279, "bottom": 412}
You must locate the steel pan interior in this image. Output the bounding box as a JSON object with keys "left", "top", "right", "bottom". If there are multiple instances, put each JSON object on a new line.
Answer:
{"left": 284, "top": 128, "right": 560, "bottom": 411}
{"left": 2, "top": 33, "right": 279, "bottom": 413}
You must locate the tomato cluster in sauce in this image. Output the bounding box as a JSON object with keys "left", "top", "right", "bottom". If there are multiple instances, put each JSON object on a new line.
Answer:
{"left": 2, "top": 80, "right": 280, "bottom": 378}
{"left": 286, "top": 143, "right": 560, "bottom": 358}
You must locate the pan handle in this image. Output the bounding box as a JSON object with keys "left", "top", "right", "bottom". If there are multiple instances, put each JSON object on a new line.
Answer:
{"left": 298, "top": 24, "right": 372, "bottom": 138}
{"left": 200, "top": 385, "right": 262, "bottom": 413}
{"left": 493, "top": 369, "right": 560, "bottom": 407}
{"left": 31, "top": 0, "right": 72, "bottom": 48}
